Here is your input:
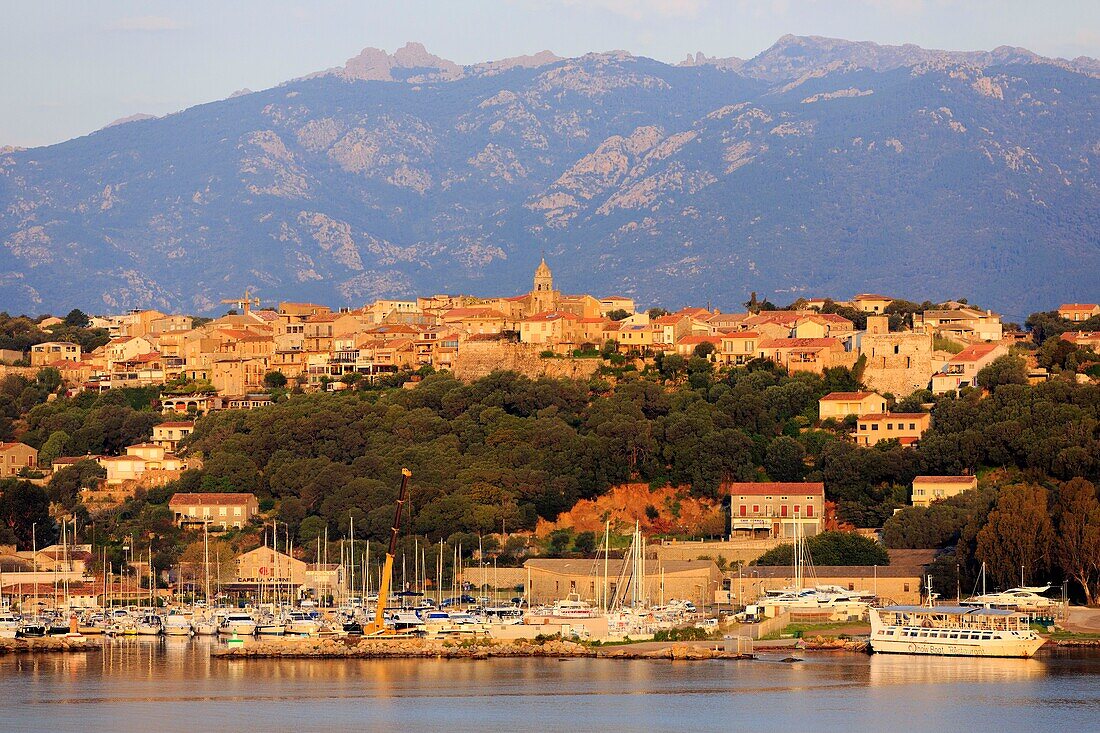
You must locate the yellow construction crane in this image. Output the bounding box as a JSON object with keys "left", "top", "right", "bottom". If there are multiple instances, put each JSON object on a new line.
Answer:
{"left": 221, "top": 288, "right": 260, "bottom": 314}
{"left": 363, "top": 468, "right": 412, "bottom": 636}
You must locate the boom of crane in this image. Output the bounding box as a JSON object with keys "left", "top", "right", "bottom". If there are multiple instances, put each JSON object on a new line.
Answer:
{"left": 363, "top": 468, "right": 412, "bottom": 636}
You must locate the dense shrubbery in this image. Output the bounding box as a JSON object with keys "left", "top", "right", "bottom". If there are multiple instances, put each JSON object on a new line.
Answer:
{"left": 754, "top": 531, "right": 890, "bottom": 567}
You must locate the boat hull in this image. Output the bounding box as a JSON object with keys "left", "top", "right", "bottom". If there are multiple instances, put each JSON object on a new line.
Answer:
{"left": 869, "top": 636, "right": 1045, "bottom": 658}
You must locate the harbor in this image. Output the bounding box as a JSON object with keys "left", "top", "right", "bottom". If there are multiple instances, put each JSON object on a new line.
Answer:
{"left": 3, "top": 636, "right": 1100, "bottom": 733}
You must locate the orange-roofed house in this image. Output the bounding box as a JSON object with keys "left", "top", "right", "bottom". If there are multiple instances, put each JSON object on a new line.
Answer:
{"left": 441, "top": 307, "right": 508, "bottom": 336}
{"left": 911, "top": 475, "right": 978, "bottom": 507}
{"left": 674, "top": 334, "right": 722, "bottom": 358}
{"left": 152, "top": 421, "right": 195, "bottom": 452}
{"left": 931, "top": 342, "right": 1008, "bottom": 394}
{"left": 0, "top": 442, "right": 38, "bottom": 477}
{"left": 652, "top": 314, "right": 691, "bottom": 348}
{"left": 757, "top": 337, "right": 853, "bottom": 374}
{"left": 818, "top": 392, "right": 887, "bottom": 420}
{"left": 169, "top": 492, "right": 260, "bottom": 531}
{"left": 519, "top": 311, "right": 581, "bottom": 349}
{"left": 724, "top": 482, "right": 825, "bottom": 538}
{"left": 1058, "top": 304, "right": 1100, "bottom": 322}
{"left": 599, "top": 296, "right": 635, "bottom": 317}
{"left": 1061, "top": 332, "right": 1100, "bottom": 350}
{"left": 717, "top": 331, "right": 760, "bottom": 366}
{"left": 855, "top": 412, "right": 931, "bottom": 447}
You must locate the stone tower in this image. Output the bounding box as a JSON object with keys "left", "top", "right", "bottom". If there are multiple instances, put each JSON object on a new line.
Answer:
{"left": 530, "top": 257, "right": 557, "bottom": 314}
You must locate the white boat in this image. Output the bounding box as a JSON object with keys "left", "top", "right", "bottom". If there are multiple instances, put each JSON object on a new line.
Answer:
{"left": 961, "top": 586, "right": 1055, "bottom": 611}
{"left": 284, "top": 610, "right": 321, "bottom": 636}
{"left": 218, "top": 611, "right": 257, "bottom": 636}
{"left": 192, "top": 618, "right": 218, "bottom": 636}
{"left": 134, "top": 614, "right": 163, "bottom": 636}
{"left": 0, "top": 613, "right": 21, "bottom": 639}
{"left": 869, "top": 605, "right": 1045, "bottom": 658}
{"left": 163, "top": 613, "right": 193, "bottom": 636}
{"left": 552, "top": 594, "right": 597, "bottom": 619}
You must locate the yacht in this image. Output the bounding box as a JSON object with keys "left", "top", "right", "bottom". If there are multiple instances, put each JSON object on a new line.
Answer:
{"left": 552, "top": 594, "right": 597, "bottom": 619}
{"left": 284, "top": 611, "right": 321, "bottom": 636}
{"left": 218, "top": 611, "right": 258, "bottom": 636}
{"left": 869, "top": 605, "right": 1045, "bottom": 658}
{"left": 135, "top": 614, "right": 164, "bottom": 636}
{"left": 961, "top": 586, "right": 1055, "bottom": 611}
{"left": 163, "top": 613, "right": 193, "bottom": 636}
{"left": 0, "top": 613, "right": 22, "bottom": 639}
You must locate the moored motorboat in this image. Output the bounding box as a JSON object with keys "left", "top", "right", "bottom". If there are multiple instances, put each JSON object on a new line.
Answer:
{"left": 218, "top": 611, "right": 257, "bottom": 636}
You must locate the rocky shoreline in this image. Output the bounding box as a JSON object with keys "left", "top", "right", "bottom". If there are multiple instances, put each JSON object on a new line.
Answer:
{"left": 212, "top": 637, "right": 753, "bottom": 661}
{"left": 0, "top": 636, "right": 98, "bottom": 655}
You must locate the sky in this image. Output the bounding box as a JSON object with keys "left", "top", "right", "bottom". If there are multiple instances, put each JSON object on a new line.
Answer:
{"left": 2, "top": 0, "right": 1098, "bottom": 148}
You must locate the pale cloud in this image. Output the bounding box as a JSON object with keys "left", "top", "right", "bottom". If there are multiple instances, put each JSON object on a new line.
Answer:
{"left": 560, "top": 0, "right": 707, "bottom": 21}
{"left": 106, "top": 15, "right": 187, "bottom": 32}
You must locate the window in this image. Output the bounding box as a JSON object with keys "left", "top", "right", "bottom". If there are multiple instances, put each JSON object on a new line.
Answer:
{"left": 871, "top": 424, "right": 879, "bottom": 431}
{"left": 904, "top": 583, "right": 910, "bottom": 592}
{"left": 752, "top": 505, "right": 759, "bottom": 514}
{"left": 234, "top": 507, "right": 242, "bottom": 516}
{"left": 806, "top": 505, "right": 814, "bottom": 518}
{"left": 909, "top": 423, "right": 916, "bottom": 430}
{"left": 781, "top": 505, "right": 788, "bottom": 517}
{"left": 848, "top": 583, "right": 855, "bottom": 591}
{"left": 739, "top": 505, "right": 746, "bottom": 516}
{"left": 886, "top": 423, "right": 893, "bottom": 430}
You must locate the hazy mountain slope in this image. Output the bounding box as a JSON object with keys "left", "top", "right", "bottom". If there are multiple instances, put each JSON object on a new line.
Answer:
{"left": 1, "top": 36, "right": 1097, "bottom": 315}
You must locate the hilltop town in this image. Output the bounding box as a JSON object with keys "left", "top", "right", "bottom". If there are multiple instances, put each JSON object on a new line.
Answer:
{"left": 5, "top": 260, "right": 1098, "bottom": 406}
{"left": 0, "top": 261, "right": 1098, "bottom": 612}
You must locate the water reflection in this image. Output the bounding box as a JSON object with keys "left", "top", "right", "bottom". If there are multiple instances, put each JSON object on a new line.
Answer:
{"left": 1, "top": 641, "right": 1098, "bottom": 733}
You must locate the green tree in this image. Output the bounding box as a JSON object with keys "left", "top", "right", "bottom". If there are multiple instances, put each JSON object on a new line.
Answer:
{"left": 976, "top": 483, "right": 1054, "bottom": 587}
{"left": 754, "top": 531, "right": 889, "bottom": 566}
{"left": 1052, "top": 478, "right": 1100, "bottom": 606}
{"left": 547, "top": 529, "right": 573, "bottom": 557}
{"left": 764, "top": 436, "right": 806, "bottom": 482}
{"left": 48, "top": 458, "right": 105, "bottom": 509}
{"left": 572, "top": 531, "right": 597, "bottom": 555}
{"left": 976, "top": 355, "right": 1027, "bottom": 390}
{"left": 263, "top": 371, "right": 288, "bottom": 388}
{"left": 606, "top": 309, "right": 630, "bottom": 321}
{"left": 0, "top": 479, "right": 57, "bottom": 547}
{"left": 63, "top": 309, "right": 90, "bottom": 328}
{"left": 38, "top": 429, "right": 70, "bottom": 466}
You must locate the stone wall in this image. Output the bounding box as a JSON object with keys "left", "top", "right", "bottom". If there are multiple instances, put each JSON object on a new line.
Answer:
{"left": 655, "top": 538, "right": 783, "bottom": 565}
{"left": 860, "top": 331, "right": 934, "bottom": 398}
{"left": 0, "top": 365, "right": 41, "bottom": 380}
{"left": 453, "top": 341, "right": 602, "bottom": 383}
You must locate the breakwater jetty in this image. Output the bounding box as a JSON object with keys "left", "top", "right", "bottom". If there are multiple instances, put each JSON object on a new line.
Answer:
{"left": 212, "top": 636, "right": 754, "bottom": 661}
{"left": 0, "top": 636, "right": 97, "bottom": 655}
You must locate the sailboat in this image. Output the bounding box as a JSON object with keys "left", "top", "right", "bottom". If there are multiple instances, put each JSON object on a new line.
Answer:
{"left": 192, "top": 525, "right": 218, "bottom": 635}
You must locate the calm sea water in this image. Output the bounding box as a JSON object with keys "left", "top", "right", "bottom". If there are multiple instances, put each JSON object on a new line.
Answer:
{"left": 1, "top": 638, "right": 1098, "bottom": 732}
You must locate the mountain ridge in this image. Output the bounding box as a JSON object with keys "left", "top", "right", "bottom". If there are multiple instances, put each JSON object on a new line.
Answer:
{"left": 1, "top": 35, "right": 1097, "bottom": 316}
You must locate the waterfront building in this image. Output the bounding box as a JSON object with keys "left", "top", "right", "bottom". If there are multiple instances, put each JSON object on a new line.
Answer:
{"left": 523, "top": 557, "right": 720, "bottom": 608}
{"left": 725, "top": 482, "right": 825, "bottom": 539}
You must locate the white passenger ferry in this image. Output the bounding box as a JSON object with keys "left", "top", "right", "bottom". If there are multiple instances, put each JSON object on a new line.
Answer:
{"left": 869, "top": 605, "right": 1045, "bottom": 658}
